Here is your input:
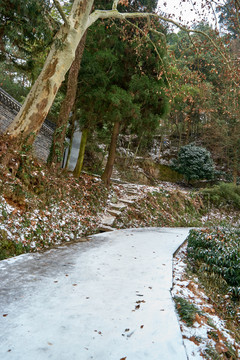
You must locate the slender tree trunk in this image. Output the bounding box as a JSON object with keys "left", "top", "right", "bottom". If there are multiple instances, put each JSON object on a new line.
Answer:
{"left": 185, "top": 118, "right": 191, "bottom": 145}
{"left": 233, "top": 148, "right": 238, "bottom": 185}
{"left": 131, "top": 135, "right": 142, "bottom": 167}
{"left": 178, "top": 126, "right": 182, "bottom": 151}
{"left": 5, "top": 0, "right": 94, "bottom": 146}
{"left": 101, "top": 121, "right": 120, "bottom": 187}
{"left": 64, "top": 108, "right": 77, "bottom": 169}
{"left": 158, "top": 135, "right": 163, "bottom": 160}
{"left": 73, "top": 128, "right": 88, "bottom": 177}
{"left": 49, "top": 31, "right": 87, "bottom": 166}
{"left": 124, "top": 136, "right": 132, "bottom": 167}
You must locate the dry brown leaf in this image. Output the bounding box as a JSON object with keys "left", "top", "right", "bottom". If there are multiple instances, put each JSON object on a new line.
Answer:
{"left": 215, "top": 342, "right": 228, "bottom": 354}
{"left": 189, "top": 336, "right": 201, "bottom": 345}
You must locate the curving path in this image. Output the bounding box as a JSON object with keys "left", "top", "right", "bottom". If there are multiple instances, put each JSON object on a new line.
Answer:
{"left": 0, "top": 228, "right": 191, "bottom": 360}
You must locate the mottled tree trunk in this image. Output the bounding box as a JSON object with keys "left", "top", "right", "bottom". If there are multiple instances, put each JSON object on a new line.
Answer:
{"left": 49, "top": 31, "right": 87, "bottom": 166}
{"left": 73, "top": 128, "right": 88, "bottom": 177}
{"left": 5, "top": 0, "right": 94, "bottom": 146}
{"left": 101, "top": 121, "right": 120, "bottom": 187}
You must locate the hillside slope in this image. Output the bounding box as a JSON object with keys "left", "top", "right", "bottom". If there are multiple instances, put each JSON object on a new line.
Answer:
{"left": 0, "top": 154, "right": 239, "bottom": 260}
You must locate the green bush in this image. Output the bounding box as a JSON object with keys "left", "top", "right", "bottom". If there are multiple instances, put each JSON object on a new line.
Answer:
{"left": 171, "top": 143, "right": 216, "bottom": 182}
{"left": 187, "top": 228, "right": 240, "bottom": 298}
{"left": 201, "top": 182, "right": 240, "bottom": 210}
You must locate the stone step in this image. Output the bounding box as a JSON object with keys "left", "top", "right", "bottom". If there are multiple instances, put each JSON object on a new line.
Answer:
{"left": 109, "top": 203, "right": 127, "bottom": 211}
{"left": 98, "top": 225, "right": 115, "bottom": 232}
{"left": 125, "top": 195, "right": 138, "bottom": 201}
{"left": 126, "top": 190, "right": 138, "bottom": 196}
{"left": 101, "top": 215, "right": 116, "bottom": 227}
{"left": 107, "top": 209, "right": 122, "bottom": 217}
{"left": 119, "top": 198, "right": 135, "bottom": 205}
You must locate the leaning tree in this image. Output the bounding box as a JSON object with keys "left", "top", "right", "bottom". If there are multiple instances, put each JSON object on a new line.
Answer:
{"left": 4, "top": 0, "right": 233, "bottom": 148}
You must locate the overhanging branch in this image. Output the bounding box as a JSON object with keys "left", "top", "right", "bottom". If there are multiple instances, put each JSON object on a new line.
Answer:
{"left": 87, "top": 8, "right": 238, "bottom": 85}
{"left": 53, "top": 0, "right": 70, "bottom": 27}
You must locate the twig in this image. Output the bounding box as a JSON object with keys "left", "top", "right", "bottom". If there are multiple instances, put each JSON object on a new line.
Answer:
{"left": 53, "top": 0, "right": 70, "bottom": 27}
{"left": 112, "top": 0, "right": 119, "bottom": 11}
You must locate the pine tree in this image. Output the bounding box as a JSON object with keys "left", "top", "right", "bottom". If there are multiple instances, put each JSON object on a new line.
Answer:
{"left": 74, "top": 0, "right": 169, "bottom": 185}
{"left": 0, "top": 0, "right": 55, "bottom": 77}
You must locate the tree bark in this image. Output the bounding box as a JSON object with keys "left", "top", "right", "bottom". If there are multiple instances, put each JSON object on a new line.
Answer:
{"left": 73, "top": 128, "right": 88, "bottom": 177}
{"left": 101, "top": 121, "right": 120, "bottom": 187}
{"left": 64, "top": 107, "right": 77, "bottom": 169}
{"left": 6, "top": 0, "right": 94, "bottom": 146}
{"left": 49, "top": 30, "right": 87, "bottom": 166}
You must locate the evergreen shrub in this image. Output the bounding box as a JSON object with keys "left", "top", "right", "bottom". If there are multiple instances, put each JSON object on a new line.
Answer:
{"left": 171, "top": 143, "right": 216, "bottom": 182}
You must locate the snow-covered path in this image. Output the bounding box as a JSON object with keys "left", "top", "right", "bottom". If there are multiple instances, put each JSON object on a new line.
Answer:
{"left": 0, "top": 228, "right": 191, "bottom": 360}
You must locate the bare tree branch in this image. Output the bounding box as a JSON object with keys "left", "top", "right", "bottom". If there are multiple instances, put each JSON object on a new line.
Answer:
{"left": 112, "top": 0, "right": 119, "bottom": 10}
{"left": 53, "top": 0, "right": 70, "bottom": 27}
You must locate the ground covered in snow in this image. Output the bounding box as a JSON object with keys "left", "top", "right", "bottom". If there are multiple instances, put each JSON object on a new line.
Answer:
{"left": 1, "top": 152, "right": 240, "bottom": 358}
{"left": 0, "top": 228, "right": 190, "bottom": 360}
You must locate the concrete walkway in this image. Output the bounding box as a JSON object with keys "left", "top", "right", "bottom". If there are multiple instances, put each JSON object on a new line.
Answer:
{"left": 0, "top": 228, "right": 190, "bottom": 360}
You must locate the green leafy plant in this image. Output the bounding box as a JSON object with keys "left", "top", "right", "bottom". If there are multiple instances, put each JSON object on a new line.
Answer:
{"left": 187, "top": 228, "right": 240, "bottom": 298}
{"left": 171, "top": 143, "right": 216, "bottom": 183}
